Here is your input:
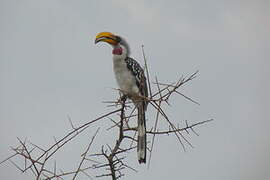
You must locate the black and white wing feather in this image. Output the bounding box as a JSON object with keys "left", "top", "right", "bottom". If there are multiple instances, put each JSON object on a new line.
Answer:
{"left": 124, "top": 57, "right": 148, "bottom": 108}
{"left": 124, "top": 56, "right": 148, "bottom": 163}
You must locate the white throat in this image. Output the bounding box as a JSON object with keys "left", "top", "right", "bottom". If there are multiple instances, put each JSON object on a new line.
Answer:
{"left": 112, "top": 46, "right": 139, "bottom": 95}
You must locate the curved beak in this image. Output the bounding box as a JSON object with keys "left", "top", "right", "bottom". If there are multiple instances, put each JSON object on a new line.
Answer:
{"left": 95, "top": 32, "right": 119, "bottom": 45}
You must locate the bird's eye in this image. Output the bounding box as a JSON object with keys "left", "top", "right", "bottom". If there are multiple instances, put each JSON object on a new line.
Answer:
{"left": 115, "top": 36, "right": 121, "bottom": 42}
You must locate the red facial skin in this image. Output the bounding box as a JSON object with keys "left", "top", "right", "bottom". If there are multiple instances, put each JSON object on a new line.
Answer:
{"left": 112, "top": 47, "right": 123, "bottom": 55}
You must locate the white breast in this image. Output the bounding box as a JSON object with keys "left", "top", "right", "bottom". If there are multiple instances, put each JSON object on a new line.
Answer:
{"left": 113, "top": 55, "right": 139, "bottom": 95}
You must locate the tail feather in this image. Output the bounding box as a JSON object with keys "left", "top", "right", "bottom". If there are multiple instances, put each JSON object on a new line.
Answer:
{"left": 137, "top": 104, "right": 146, "bottom": 163}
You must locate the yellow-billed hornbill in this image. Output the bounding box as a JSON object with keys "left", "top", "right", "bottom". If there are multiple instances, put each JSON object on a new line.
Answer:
{"left": 95, "top": 32, "right": 148, "bottom": 163}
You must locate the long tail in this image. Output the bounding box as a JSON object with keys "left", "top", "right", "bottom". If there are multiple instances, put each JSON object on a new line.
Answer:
{"left": 137, "top": 104, "right": 146, "bottom": 163}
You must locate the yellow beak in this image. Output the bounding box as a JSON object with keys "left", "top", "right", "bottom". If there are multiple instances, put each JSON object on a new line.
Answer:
{"left": 95, "top": 32, "right": 119, "bottom": 45}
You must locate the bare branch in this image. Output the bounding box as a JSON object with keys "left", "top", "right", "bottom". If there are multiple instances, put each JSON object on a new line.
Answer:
{"left": 72, "top": 128, "right": 100, "bottom": 180}
{"left": 1, "top": 46, "right": 212, "bottom": 180}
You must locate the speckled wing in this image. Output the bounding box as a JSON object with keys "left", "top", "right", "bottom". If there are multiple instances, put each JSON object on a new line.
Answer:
{"left": 124, "top": 57, "right": 148, "bottom": 108}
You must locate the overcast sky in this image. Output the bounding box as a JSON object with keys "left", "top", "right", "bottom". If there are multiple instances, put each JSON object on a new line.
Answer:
{"left": 1, "top": 0, "right": 270, "bottom": 180}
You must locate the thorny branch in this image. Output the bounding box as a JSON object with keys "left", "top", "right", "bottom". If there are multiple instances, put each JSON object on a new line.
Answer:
{"left": 1, "top": 46, "right": 213, "bottom": 180}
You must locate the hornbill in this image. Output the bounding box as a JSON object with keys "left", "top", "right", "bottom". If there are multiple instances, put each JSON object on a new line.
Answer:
{"left": 95, "top": 32, "right": 148, "bottom": 163}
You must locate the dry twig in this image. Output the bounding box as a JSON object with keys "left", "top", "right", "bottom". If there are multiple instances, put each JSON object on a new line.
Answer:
{"left": 1, "top": 47, "right": 212, "bottom": 180}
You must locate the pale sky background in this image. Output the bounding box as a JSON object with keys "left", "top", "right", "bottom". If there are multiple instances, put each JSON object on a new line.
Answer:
{"left": 1, "top": 0, "right": 270, "bottom": 180}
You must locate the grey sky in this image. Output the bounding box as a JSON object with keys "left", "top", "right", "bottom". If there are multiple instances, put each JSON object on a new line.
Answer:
{"left": 1, "top": 0, "right": 269, "bottom": 179}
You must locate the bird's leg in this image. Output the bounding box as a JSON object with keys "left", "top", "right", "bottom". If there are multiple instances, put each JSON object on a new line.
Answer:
{"left": 120, "top": 94, "right": 127, "bottom": 104}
